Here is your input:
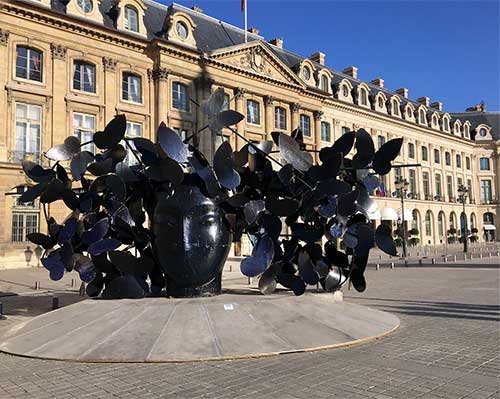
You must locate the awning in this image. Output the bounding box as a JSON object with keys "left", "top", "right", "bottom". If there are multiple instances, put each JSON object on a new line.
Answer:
{"left": 397, "top": 208, "right": 413, "bottom": 221}
{"left": 483, "top": 224, "right": 496, "bottom": 230}
{"left": 381, "top": 208, "right": 398, "bottom": 221}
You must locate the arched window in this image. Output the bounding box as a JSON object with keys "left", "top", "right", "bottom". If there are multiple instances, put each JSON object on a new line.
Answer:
{"left": 73, "top": 60, "right": 96, "bottom": 93}
{"left": 463, "top": 124, "right": 470, "bottom": 138}
{"left": 16, "top": 46, "right": 43, "bottom": 82}
{"left": 124, "top": 5, "right": 139, "bottom": 32}
{"left": 406, "top": 107, "right": 413, "bottom": 119}
{"left": 419, "top": 109, "right": 426, "bottom": 124}
{"left": 302, "top": 66, "right": 311, "bottom": 81}
{"left": 392, "top": 100, "right": 400, "bottom": 116}
{"left": 425, "top": 211, "right": 432, "bottom": 236}
{"left": 122, "top": 72, "right": 142, "bottom": 103}
{"left": 359, "top": 88, "right": 368, "bottom": 106}
{"left": 443, "top": 117, "right": 450, "bottom": 132}
{"left": 172, "top": 82, "right": 189, "bottom": 111}
{"left": 342, "top": 84, "right": 349, "bottom": 97}
{"left": 274, "top": 107, "right": 287, "bottom": 130}
{"left": 377, "top": 96, "right": 384, "bottom": 109}
{"left": 483, "top": 212, "right": 494, "bottom": 224}
{"left": 432, "top": 115, "right": 438, "bottom": 127}
{"left": 300, "top": 114, "right": 311, "bottom": 137}
{"left": 411, "top": 210, "right": 419, "bottom": 231}
{"left": 437, "top": 212, "right": 445, "bottom": 237}
{"left": 320, "top": 75, "right": 329, "bottom": 92}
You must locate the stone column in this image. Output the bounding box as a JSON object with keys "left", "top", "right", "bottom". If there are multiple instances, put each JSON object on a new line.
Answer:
{"left": 313, "top": 110, "right": 324, "bottom": 163}
{"left": 263, "top": 95, "right": 274, "bottom": 142}
{"left": 50, "top": 44, "right": 67, "bottom": 148}
{"left": 233, "top": 87, "right": 246, "bottom": 150}
{"left": 291, "top": 102, "right": 301, "bottom": 131}
{"left": 102, "top": 57, "right": 118, "bottom": 127}
{"left": 150, "top": 67, "right": 169, "bottom": 131}
{"left": 0, "top": 29, "right": 9, "bottom": 161}
{"left": 415, "top": 140, "right": 424, "bottom": 200}
{"left": 193, "top": 76, "right": 214, "bottom": 160}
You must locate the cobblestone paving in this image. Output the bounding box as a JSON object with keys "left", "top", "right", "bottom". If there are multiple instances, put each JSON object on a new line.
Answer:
{"left": 0, "top": 262, "right": 499, "bottom": 399}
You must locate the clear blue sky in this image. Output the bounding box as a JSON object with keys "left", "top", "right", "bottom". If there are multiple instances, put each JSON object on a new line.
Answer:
{"left": 163, "top": 1, "right": 499, "bottom": 112}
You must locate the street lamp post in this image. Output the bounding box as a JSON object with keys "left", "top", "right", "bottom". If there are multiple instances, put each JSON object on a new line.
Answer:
{"left": 458, "top": 184, "right": 468, "bottom": 253}
{"left": 24, "top": 246, "right": 33, "bottom": 267}
{"left": 395, "top": 177, "right": 410, "bottom": 259}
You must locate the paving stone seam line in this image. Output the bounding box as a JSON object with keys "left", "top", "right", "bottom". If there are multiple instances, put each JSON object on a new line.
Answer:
{"left": 78, "top": 306, "right": 151, "bottom": 360}
{"left": 145, "top": 303, "right": 177, "bottom": 361}
{"left": 202, "top": 304, "right": 223, "bottom": 357}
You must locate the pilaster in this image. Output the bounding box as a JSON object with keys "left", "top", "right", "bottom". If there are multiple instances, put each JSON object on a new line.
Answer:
{"left": 233, "top": 87, "right": 246, "bottom": 150}
{"left": 193, "top": 76, "right": 214, "bottom": 160}
{"left": 291, "top": 102, "right": 301, "bottom": 131}
{"left": 264, "top": 95, "right": 274, "bottom": 142}
{"left": 51, "top": 44, "right": 67, "bottom": 148}
{"left": 103, "top": 57, "right": 118, "bottom": 127}
{"left": 0, "top": 29, "right": 9, "bottom": 160}
{"left": 313, "top": 110, "right": 323, "bottom": 163}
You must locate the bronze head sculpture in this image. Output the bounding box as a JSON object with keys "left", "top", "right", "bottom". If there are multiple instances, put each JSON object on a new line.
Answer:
{"left": 20, "top": 89, "right": 402, "bottom": 299}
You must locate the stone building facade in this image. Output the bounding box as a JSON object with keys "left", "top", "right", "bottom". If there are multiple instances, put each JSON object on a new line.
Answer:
{"left": 0, "top": 0, "right": 498, "bottom": 256}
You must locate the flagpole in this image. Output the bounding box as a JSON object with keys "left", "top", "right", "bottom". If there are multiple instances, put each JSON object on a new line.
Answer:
{"left": 244, "top": 0, "right": 248, "bottom": 43}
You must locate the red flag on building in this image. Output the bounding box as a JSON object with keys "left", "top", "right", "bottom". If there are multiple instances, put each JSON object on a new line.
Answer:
{"left": 241, "top": 0, "right": 245, "bottom": 12}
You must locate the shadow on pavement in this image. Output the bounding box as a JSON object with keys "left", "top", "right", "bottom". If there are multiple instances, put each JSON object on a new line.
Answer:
{"left": 348, "top": 297, "right": 500, "bottom": 322}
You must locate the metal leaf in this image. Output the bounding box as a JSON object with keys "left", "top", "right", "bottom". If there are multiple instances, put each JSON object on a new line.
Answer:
{"left": 279, "top": 133, "right": 313, "bottom": 172}
{"left": 88, "top": 238, "right": 121, "bottom": 256}
{"left": 240, "top": 236, "right": 274, "bottom": 277}
{"left": 22, "top": 160, "right": 55, "bottom": 183}
{"left": 375, "top": 224, "right": 397, "bottom": 256}
{"left": 70, "top": 151, "right": 94, "bottom": 181}
{"left": 45, "top": 136, "right": 81, "bottom": 161}
{"left": 216, "top": 110, "right": 245, "bottom": 127}
{"left": 93, "top": 114, "right": 127, "bottom": 149}
{"left": 213, "top": 141, "right": 240, "bottom": 190}
{"left": 158, "top": 123, "right": 189, "bottom": 163}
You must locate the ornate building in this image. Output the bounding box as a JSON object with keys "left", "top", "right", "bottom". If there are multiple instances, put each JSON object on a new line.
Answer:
{"left": 0, "top": 0, "right": 498, "bottom": 256}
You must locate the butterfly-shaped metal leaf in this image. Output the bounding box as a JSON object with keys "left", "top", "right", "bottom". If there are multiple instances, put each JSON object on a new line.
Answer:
{"left": 214, "top": 141, "right": 240, "bottom": 190}
{"left": 41, "top": 251, "right": 65, "bottom": 281}
{"left": 278, "top": 133, "right": 313, "bottom": 172}
{"left": 45, "top": 136, "right": 81, "bottom": 161}
{"left": 93, "top": 114, "right": 127, "bottom": 149}
{"left": 81, "top": 218, "right": 109, "bottom": 245}
{"left": 22, "top": 160, "right": 55, "bottom": 183}
{"left": 372, "top": 138, "right": 403, "bottom": 175}
{"left": 73, "top": 254, "right": 96, "bottom": 283}
{"left": 88, "top": 238, "right": 121, "bottom": 256}
{"left": 298, "top": 251, "right": 319, "bottom": 285}
{"left": 375, "top": 224, "right": 397, "bottom": 256}
{"left": 70, "top": 151, "right": 94, "bottom": 181}
{"left": 240, "top": 236, "right": 274, "bottom": 277}
{"left": 158, "top": 123, "right": 189, "bottom": 163}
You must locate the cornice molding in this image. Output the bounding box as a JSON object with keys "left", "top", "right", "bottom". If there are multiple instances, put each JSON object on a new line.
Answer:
{"left": 2, "top": 2, "right": 147, "bottom": 51}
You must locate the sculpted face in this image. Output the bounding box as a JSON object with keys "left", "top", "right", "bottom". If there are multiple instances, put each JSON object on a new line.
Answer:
{"left": 153, "top": 184, "right": 232, "bottom": 297}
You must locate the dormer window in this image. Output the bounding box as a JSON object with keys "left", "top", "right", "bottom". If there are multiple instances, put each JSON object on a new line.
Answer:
{"left": 419, "top": 109, "right": 426, "bottom": 125}
{"left": 432, "top": 115, "right": 438, "bottom": 127}
{"left": 479, "top": 128, "right": 487, "bottom": 137}
{"left": 342, "top": 84, "right": 349, "bottom": 97}
{"left": 378, "top": 97, "right": 384, "bottom": 108}
{"left": 360, "top": 88, "right": 368, "bottom": 106}
{"left": 302, "top": 66, "right": 311, "bottom": 81}
{"left": 176, "top": 21, "right": 188, "bottom": 40}
{"left": 320, "top": 75, "right": 328, "bottom": 92}
{"left": 124, "top": 5, "right": 139, "bottom": 32}
{"left": 77, "top": 0, "right": 93, "bottom": 13}
{"left": 443, "top": 117, "right": 450, "bottom": 132}
{"left": 392, "top": 100, "right": 399, "bottom": 116}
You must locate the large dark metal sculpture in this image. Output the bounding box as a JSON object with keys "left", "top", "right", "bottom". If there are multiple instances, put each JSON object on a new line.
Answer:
{"left": 19, "top": 88, "right": 402, "bottom": 299}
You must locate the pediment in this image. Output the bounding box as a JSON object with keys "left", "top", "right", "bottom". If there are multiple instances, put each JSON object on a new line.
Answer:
{"left": 208, "top": 41, "right": 304, "bottom": 87}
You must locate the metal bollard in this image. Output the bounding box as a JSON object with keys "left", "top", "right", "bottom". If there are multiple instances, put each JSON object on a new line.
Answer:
{"left": 379, "top": 254, "right": 382, "bottom": 260}
{"left": 390, "top": 262, "right": 394, "bottom": 269}
{"left": 431, "top": 258, "right": 435, "bottom": 264}
{"left": 247, "top": 277, "right": 253, "bottom": 285}
{"left": 489, "top": 253, "right": 492, "bottom": 258}
{"left": 480, "top": 253, "right": 483, "bottom": 259}
{"left": 444, "top": 257, "right": 448, "bottom": 263}
{"left": 376, "top": 263, "right": 380, "bottom": 270}
{"left": 453, "top": 255, "right": 457, "bottom": 262}
{"left": 79, "top": 282, "right": 86, "bottom": 297}
{"left": 229, "top": 264, "right": 233, "bottom": 272}
{"left": 404, "top": 260, "right": 409, "bottom": 267}
{"left": 418, "top": 259, "right": 423, "bottom": 266}
{"left": 52, "top": 297, "right": 59, "bottom": 310}
{"left": 464, "top": 253, "right": 467, "bottom": 261}
{"left": 0, "top": 303, "right": 3, "bottom": 318}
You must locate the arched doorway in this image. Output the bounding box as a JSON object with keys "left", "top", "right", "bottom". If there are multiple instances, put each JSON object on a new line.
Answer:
{"left": 448, "top": 211, "right": 457, "bottom": 244}
{"left": 437, "top": 211, "right": 446, "bottom": 244}
{"left": 470, "top": 213, "right": 478, "bottom": 242}
{"left": 410, "top": 209, "right": 421, "bottom": 245}
{"left": 483, "top": 212, "right": 496, "bottom": 242}
{"left": 424, "top": 210, "right": 433, "bottom": 244}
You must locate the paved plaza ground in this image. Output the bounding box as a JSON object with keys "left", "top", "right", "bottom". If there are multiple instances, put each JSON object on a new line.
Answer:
{"left": 0, "top": 259, "right": 499, "bottom": 399}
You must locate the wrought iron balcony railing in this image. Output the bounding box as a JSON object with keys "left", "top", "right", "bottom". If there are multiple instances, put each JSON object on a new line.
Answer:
{"left": 6, "top": 151, "right": 49, "bottom": 167}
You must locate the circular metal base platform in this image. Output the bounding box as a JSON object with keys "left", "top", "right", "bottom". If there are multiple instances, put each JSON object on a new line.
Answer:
{"left": 0, "top": 292, "right": 399, "bottom": 363}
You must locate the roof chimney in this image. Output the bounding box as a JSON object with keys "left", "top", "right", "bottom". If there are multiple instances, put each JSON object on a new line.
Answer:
{"left": 466, "top": 102, "right": 487, "bottom": 112}
{"left": 248, "top": 27, "right": 259, "bottom": 35}
{"left": 342, "top": 66, "right": 358, "bottom": 79}
{"left": 269, "top": 38, "right": 283, "bottom": 48}
{"left": 191, "top": 5, "right": 203, "bottom": 13}
{"left": 395, "top": 88, "right": 408, "bottom": 98}
{"left": 430, "top": 101, "right": 443, "bottom": 112}
{"left": 309, "top": 52, "right": 325, "bottom": 66}
{"left": 417, "top": 96, "right": 430, "bottom": 107}
{"left": 370, "top": 78, "right": 384, "bottom": 88}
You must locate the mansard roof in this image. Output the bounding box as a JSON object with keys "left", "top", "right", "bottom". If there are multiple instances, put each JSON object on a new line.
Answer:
{"left": 450, "top": 111, "right": 500, "bottom": 140}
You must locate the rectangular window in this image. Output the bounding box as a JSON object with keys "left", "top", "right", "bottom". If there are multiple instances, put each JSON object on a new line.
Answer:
{"left": 321, "top": 122, "right": 331, "bottom": 142}
{"left": 445, "top": 152, "right": 451, "bottom": 166}
{"left": 480, "top": 180, "right": 492, "bottom": 204}
{"left": 341, "top": 126, "right": 350, "bottom": 136}
{"left": 447, "top": 175, "right": 453, "bottom": 201}
{"left": 124, "top": 122, "right": 142, "bottom": 165}
{"left": 274, "top": 107, "right": 286, "bottom": 130}
{"left": 122, "top": 73, "right": 142, "bottom": 103}
{"left": 300, "top": 114, "right": 311, "bottom": 137}
{"left": 222, "top": 94, "right": 230, "bottom": 111}
{"left": 124, "top": 6, "right": 139, "bottom": 32}
{"left": 16, "top": 46, "right": 43, "bottom": 82}
{"left": 246, "top": 100, "right": 260, "bottom": 125}
{"left": 73, "top": 61, "right": 96, "bottom": 93}
{"left": 172, "top": 82, "right": 189, "bottom": 111}
{"left": 421, "top": 146, "right": 428, "bottom": 161}
{"left": 173, "top": 127, "right": 188, "bottom": 141}
{"left": 377, "top": 135, "right": 386, "bottom": 149}
{"left": 479, "top": 157, "right": 490, "bottom": 171}
{"left": 394, "top": 166, "right": 402, "bottom": 182}
{"left": 14, "top": 102, "right": 41, "bottom": 163}
{"left": 408, "top": 143, "right": 415, "bottom": 159}
{"left": 73, "top": 113, "right": 95, "bottom": 153}
{"left": 467, "top": 179, "right": 472, "bottom": 203}
{"left": 466, "top": 157, "right": 471, "bottom": 170}
{"left": 423, "top": 172, "right": 430, "bottom": 198}
{"left": 409, "top": 169, "right": 417, "bottom": 196}
{"left": 434, "top": 149, "right": 440, "bottom": 164}
{"left": 435, "top": 173, "right": 442, "bottom": 198}
{"left": 12, "top": 212, "right": 39, "bottom": 243}
{"left": 456, "top": 154, "right": 462, "bottom": 168}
